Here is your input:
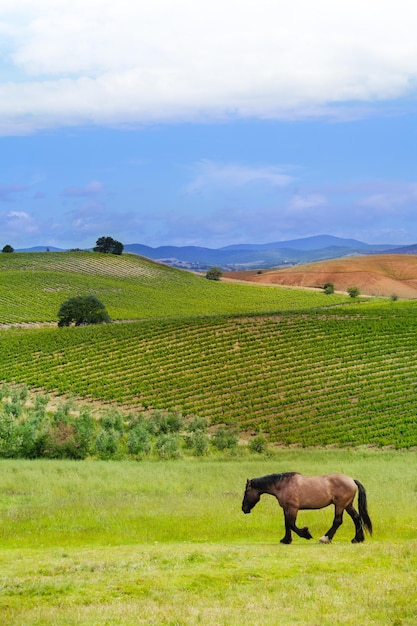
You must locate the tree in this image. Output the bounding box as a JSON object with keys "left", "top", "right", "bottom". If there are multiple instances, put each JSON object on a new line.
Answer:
{"left": 57, "top": 295, "right": 111, "bottom": 327}
{"left": 205, "top": 266, "right": 223, "bottom": 281}
{"left": 2, "top": 245, "right": 14, "bottom": 253}
{"left": 347, "top": 286, "right": 360, "bottom": 298}
{"left": 93, "top": 236, "right": 123, "bottom": 255}
{"left": 323, "top": 282, "right": 334, "bottom": 295}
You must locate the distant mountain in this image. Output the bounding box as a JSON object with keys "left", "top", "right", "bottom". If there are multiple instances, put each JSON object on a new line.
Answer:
{"left": 124, "top": 235, "right": 402, "bottom": 271}
{"left": 16, "top": 246, "right": 65, "bottom": 252}
{"left": 377, "top": 243, "right": 417, "bottom": 255}
{"left": 220, "top": 234, "right": 378, "bottom": 251}
{"left": 13, "top": 236, "right": 414, "bottom": 271}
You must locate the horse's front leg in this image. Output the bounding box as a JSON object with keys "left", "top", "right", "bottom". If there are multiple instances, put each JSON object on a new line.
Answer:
{"left": 281, "top": 508, "right": 313, "bottom": 544}
{"left": 280, "top": 509, "right": 294, "bottom": 544}
{"left": 319, "top": 505, "right": 344, "bottom": 544}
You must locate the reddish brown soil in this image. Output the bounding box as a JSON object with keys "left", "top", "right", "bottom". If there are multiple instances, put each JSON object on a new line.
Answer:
{"left": 223, "top": 254, "right": 417, "bottom": 298}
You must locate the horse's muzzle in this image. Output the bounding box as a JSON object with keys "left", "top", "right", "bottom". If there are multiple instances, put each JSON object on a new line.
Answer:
{"left": 242, "top": 507, "right": 251, "bottom": 514}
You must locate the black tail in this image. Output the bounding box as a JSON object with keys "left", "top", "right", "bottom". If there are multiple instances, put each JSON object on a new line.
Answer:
{"left": 354, "top": 480, "right": 373, "bottom": 536}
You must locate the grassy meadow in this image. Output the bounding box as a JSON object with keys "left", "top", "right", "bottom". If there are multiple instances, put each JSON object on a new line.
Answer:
{"left": 0, "top": 450, "right": 416, "bottom": 625}
{"left": 1, "top": 251, "right": 417, "bottom": 623}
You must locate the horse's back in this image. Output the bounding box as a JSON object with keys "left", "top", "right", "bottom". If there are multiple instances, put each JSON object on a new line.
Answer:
{"left": 295, "top": 473, "right": 357, "bottom": 509}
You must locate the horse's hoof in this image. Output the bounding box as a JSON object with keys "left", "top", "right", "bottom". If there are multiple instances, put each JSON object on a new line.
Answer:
{"left": 280, "top": 538, "right": 292, "bottom": 544}
{"left": 319, "top": 536, "right": 331, "bottom": 544}
{"left": 302, "top": 527, "right": 313, "bottom": 540}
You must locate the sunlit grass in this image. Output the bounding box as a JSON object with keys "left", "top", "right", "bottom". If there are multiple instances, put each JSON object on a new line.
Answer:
{"left": 1, "top": 541, "right": 416, "bottom": 625}
{"left": 0, "top": 450, "right": 416, "bottom": 624}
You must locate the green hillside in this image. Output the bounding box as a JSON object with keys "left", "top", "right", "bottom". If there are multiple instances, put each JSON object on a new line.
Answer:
{"left": 1, "top": 290, "right": 417, "bottom": 447}
{"left": 0, "top": 251, "right": 350, "bottom": 324}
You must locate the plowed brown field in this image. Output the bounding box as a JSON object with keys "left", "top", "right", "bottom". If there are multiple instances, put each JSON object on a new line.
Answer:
{"left": 223, "top": 254, "right": 417, "bottom": 298}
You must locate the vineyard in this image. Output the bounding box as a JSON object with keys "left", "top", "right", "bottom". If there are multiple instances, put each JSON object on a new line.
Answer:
{"left": 1, "top": 292, "right": 417, "bottom": 448}
{"left": 0, "top": 251, "right": 350, "bottom": 324}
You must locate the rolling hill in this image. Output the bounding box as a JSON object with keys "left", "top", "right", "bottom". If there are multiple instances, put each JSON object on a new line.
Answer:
{"left": 0, "top": 250, "right": 350, "bottom": 326}
{"left": 1, "top": 250, "right": 417, "bottom": 448}
{"left": 224, "top": 254, "right": 417, "bottom": 298}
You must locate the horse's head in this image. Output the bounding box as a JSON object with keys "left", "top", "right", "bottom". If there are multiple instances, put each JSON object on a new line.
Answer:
{"left": 242, "top": 479, "right": 261, "bottom": 514}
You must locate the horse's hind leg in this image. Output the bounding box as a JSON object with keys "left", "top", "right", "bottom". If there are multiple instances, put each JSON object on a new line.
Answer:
{"left": 319, "top": 505, "right": 344, "bottom": 544}
{"left": 346, "top": 503, "right": 365, "bottom": 543}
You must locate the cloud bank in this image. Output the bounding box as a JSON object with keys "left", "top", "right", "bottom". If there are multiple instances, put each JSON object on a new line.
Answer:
{"left": 2, "top": 1, "right": 417, "bottom": 134}
{"left": 185, "top": 161, "right": 294, "bottom": 193}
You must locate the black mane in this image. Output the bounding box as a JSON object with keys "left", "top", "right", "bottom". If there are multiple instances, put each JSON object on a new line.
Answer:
{"left": 251, "top": 472, "right": 299, "bottom": 491}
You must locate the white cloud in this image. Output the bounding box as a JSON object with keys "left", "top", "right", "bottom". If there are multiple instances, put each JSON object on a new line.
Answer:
{"left": 359, "top": 182, "right": 417, "bottom": 212}
{"left": 287, "top": 193, "right": 327, "bottom": 212}
{"left": 1, "top": 1, "right": 417, "bottom": 133}
{"left": 1, "top": 210, "right": 39, "bottom": 237}
{"left": 185, "top": 161, "right": 294, "bottom": 193}
{"left": 62, "top": 180, "right": 105, "bottom": 197}
{"left": 0, "top": 183, "right": 28, "bottom": 201}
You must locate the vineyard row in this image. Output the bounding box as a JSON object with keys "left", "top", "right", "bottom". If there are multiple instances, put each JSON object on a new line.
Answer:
{"left": 1, "top": 302, "right": 417, "bottom": 448}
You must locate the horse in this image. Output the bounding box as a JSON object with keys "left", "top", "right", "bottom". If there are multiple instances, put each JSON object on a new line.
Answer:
{"left": 242, "top": 472, "right": 372, "bottom": 544}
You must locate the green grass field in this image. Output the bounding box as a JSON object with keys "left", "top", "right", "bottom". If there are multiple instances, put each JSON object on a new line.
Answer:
{"left": 0, "top": 451, "right": 416, "bottom": 625}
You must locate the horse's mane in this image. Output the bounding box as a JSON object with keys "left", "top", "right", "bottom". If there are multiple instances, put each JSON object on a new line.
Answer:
{"left": 251, "top": 472, "right": 299, "bottom": 490}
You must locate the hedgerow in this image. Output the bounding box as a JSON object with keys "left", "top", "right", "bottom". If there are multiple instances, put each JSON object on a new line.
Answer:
{"left": 0, "top": 384, "right": 240, "bottom": 460}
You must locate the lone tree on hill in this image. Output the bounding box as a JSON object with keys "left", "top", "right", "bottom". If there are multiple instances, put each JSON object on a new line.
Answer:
{"left": 93, "top": 236, "right": 124, "bottom": 255}
{"left": 2, "top": 244, "right": 14, "bottom": 253}
{"left": 347, "top": 286, "right": 360, "bottom": 298}
{"left": 323, "top": 282, "right": 334, "bottom": 295}
{"left": 205, "top": 266, "right": 223, "bottom": 281}
{"left": 57, "top": 295, "right": 111, "bottom": 327}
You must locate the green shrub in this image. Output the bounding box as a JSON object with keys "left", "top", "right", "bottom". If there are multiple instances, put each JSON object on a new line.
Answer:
{"left": 4, "top": 400, "right": 23, "bottom": 419}
{"left": 43, "top": 408, "right": 95, "bottom": 459}
{"left": 211, "top": 426, "right": 239, "bottom": 451}
{"left": 73, "top": 409, "right": 95, "bottom": 458}
{"left": 0, "top": 410, "right": 22, "bottom": 458}
{"left": 186, "top": 430, "right": 210, "bottom": 456}
{"left": 100, "top": 409, "right": 124, "bottom": 433}
{"left": 155, "top": 433, "right": 182, "bottom": 459}
{"left": 347, "top": 286, "right": 360, "bottom": 298}
{"left": 205, "top": 267, "right": 223, "bottom": 281}
{"left": 147, "top": 409, "right": 183, "bottom": 435}
{"left": 0, "top": 383, "right": 10, "bottom": 401}
{"left": 18, "top": 414, "right": 49, "bottom": 459}
{"left": 33, "top": 393, "right": 49, "bottom": 414}
{"left": 248, "top": 434, "right": 268, "bottom": 454}
{"left": 94, "top": 428, "right": 120, "bottom": 459}
{"left": 184, "top": 415, "right": 209, "bottom": 456}
{"left": 127, "top": 423, "right": 152, "bottom": 457}
{"left": 187, "top": 415, "right": 208, "bottom": 433}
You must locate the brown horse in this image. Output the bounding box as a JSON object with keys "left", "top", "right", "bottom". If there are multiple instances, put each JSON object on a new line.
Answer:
{"left": 242, "top": 472, "right": 372, "bottom": 544}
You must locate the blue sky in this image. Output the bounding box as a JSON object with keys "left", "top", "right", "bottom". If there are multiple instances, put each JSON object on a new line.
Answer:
{"left": 1, "top": 1, "right": 417, "bottom": 250}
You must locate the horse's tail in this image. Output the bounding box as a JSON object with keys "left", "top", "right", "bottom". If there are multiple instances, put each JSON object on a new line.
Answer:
{"left": 354, "top": 480, "right": 373, "bottom": 536}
